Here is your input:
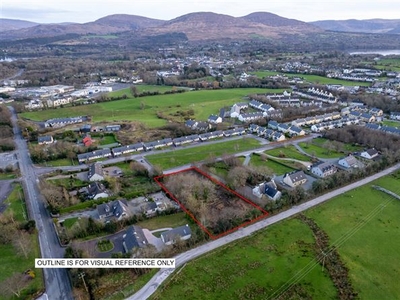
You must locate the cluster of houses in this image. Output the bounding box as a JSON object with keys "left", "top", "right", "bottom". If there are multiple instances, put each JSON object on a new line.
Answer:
{"left": 44, "top": 116, "right": 89, "bottom": 128}
{"left": 365, "top": 123, "right": 400, "bottom": 136}
{"left": 248, "top": 121, "right": 305, "bottom": 142}
{"left": 77, "top": 127, "right": 246, "bottom": 163}
{"left": 293, "top": 87, "right": 337, "bottom": 104}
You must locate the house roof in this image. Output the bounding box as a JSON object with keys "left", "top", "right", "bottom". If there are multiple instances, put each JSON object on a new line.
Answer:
{"left": 340, "top": 155, "right": 359, "bottom": 167}
{"left": 285, "top": 170, "right": 307, "bottom": 184}
{"left": 123, "top": 225, "right": 148, "bottom": 252}
{"left": 38, "top": 135, "right": 53, "bottom": 143}
{"left": 161, "top": 224, "right": 192, "bottom": 244}
{"left": 88, "top": 162, "right": 103, "bottom": 179}
{"left": 264, "top": 185, "right": 280, "bottom": 199}
{"left": 312, "top": 161, "right": 336, "bottom": 174}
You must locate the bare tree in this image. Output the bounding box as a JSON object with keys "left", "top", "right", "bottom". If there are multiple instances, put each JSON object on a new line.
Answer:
{"left": 0, "top": 273, "right": 29, "bottom": 298}
{"left": 13, "top": 231, "right": 32, "bottom": 259}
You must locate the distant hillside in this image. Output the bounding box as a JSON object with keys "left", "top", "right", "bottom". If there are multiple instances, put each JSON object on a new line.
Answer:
{"left": 142, "top": 11, "right": 322, "bottom": 41}
{"left": 310, "top": 19, "right": 400, "bottom": 34}
{"left": 0, "top": 14, "right": 165, "bottom": 40}
{"left": 0, "top": 18, "right": 38, "bottom": 32}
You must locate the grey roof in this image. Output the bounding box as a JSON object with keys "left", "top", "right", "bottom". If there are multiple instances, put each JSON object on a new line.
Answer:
{"left": 264, "top": 185, "right": 280, "bottom": 199}
{"left": 286, "top": 170, "right": 307, "bottom": 184}
{"left": 77, "top": 148, "right": 112, "bottom": 162}
{"left": 208, "top": 115, "right": 219, "bottom": 121}
{"left": 38, "top": 135, "right": 53, "bottom": 143}
{"left": 97, "top": 199, "right": 128, "bottom": 218}
{"left": 88, "top": 162, "right": 103, "bottom": 179}
{"left": 161, "top": 224, "right": 192, "bottom": 244}
{"left": 312, "top": 161, "right": 336, "bottom": 174}
{"left": 123, "top": 225, "right": 148, "bottom": 252}
{"left": 144, "top": 201, "right": 158, "bottom": 211}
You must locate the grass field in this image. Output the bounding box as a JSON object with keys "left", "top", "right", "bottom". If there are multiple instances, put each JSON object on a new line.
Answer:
{"left": 375, "top": 58, "right": 400, "bottom": 71}
{"left": 96, "top": 240, "right": 114, "bottom": 252}
{"left": 298, "top": 141, "right": 344, "bottom": 159}
{"left": 0, "top": 184, "right": 44, "bottom": 300}
{"left": 136, "top": 212, "right": 188, "bottom": 231}
{"left": 251, "top": 71, "right": 370, "bottom": 86}
{"left": 93, "top": 134, "right": 118, "bottom": 145}
{"left": 152, "top": 218, "right": 336, "bottom": 299}
{"left": 21, "top": 88, "right": 273, "bottom": 128}
{"left": 152, "top": 172, "right": 400, "bottom": 300}
{"left": 249, "top": 154, "right": 295, "bottom": 175}
{"left": 146, "top": 138, "right": 261, "bottom": 169}
{"left": 265, "top": 145, "right": 312, "bottom": 161}
{"left": 382, "top": 119, "right": 400, "bottom": 128}
{"left": 0, "top": 172, "right": 17, "bottom": 180}
{"left": 40, "top": 158, "right": 76, "bottom": 167}
{"left": 62, "top": 217, "right": 79, "bottom": 229}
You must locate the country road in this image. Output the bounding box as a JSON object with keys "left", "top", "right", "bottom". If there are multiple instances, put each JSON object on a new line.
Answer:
{"left": 8, "top": 106, "right": 73, "bottom": 300}
{"left": 127, "top": 162, "right": 400, "bottom": 300}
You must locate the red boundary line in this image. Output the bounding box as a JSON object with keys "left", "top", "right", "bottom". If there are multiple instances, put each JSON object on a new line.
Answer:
{"left": 154, "top": 166, "right": 269, "bottom": 240}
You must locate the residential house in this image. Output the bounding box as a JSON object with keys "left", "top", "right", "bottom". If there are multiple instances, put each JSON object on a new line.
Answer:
{"left": 223, "top": 127, "right": 245, "bottom": 137}
{"left": 283, "top": 170, "right": 307, "bottom": 188}
{"left": 238, "top": 112, "right": 264, "bottom": 122}
{"left": 360, "top": 148, "right": 379, "bottom": 160}
{"left": 277, "top": 123, "right": 290, "bottom": 133}
{"left": 252, "top": 181, "right": 282, "bottom": 201}
{"left": 390, "top": 112, "right": 400, "bottom": 120}
{"left": 26, "top": 99, "right": 44, "bottom": 110}
{"left": 268, "top": 120, "right": 279, "bottom": 130}
{"left": 338, "top": 155, "right": 362, "bottom": 169}
{"left": 161, "top": 224, "right": 192, "bottom": 246}
{"left": 112, "top": 143, "right": 144, "bottom": 156}
{"left": 311, "top": 161, "right": 337, "bottom": 178}
{"left": 97, "top": 199, "right": 129, "bottom": 220}
{"left": 123, "top": 225, "right": 148, "bottom": 253}
{"left": 77, "top": 148, "right": 112, "bottom": 163}
{"left": 289, "top": 125, "right": 305, "bottom": 136}
{"left": 105, "top": 125, "right": 121, "bottom": 132}
{"left": 82, "top": 136, "right": 93, "bottom": 147}
{"left": 360, "top": 113, "right": 375, "bottom": 123}
{"left": 208, "top": 115, "right": 222, "bottom": 124}
{"left": 88, "top": 162, "right": 104, "bottom": 182}
{"left": 185, "top": 119, "right": 198, "bottom": 129}
{"left": 143, "top": 201, "right": 158, "bottom": 217}
{"left": 80, "top": 182, "right": 109, "bottom": 200}
{"left": 370, "top": 108, "right": 383, "bottom": 116}
{"left": 38, "top": 135, "right": 54, "bottom": 145}
{"left": 272, "top": 131, "right": 286, "bottom": 142}
{"left": 249, "top": 124, "right": 259, "bottom": 133}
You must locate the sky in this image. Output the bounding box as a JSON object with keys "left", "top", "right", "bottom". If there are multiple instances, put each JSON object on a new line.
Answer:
{"left": 1, "top": 0, "right": 399, "bottom": 24}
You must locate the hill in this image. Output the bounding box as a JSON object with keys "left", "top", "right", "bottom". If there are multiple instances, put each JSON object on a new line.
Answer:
{"left": 310, "top": 19, "right": 400, "bottom": 34}
{"left": 0, "top": 18, "right": 38, "bottom": 32}
{"left": 141, "top": 11, "right": 322, "bottom": 41}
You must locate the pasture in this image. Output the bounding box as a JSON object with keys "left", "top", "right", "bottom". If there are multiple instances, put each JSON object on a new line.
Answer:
{"left": 146, "top": 138, "right": 261, "bottom": 169}
{"left": 21, "top": 88, "right": 273, "bottom": 128}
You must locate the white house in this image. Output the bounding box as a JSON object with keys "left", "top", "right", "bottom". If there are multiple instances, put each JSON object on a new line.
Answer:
{"left": 360, "top": 148, "right": 379, "bottom": 160}
{"left": 311, "top": 162, "right": 337, "bottom": 178}
{"left": 283, "top": 171, "right": 307, "bottom": 188}
{"left": 161, "top": 224, "right": 192, "bottom": 245}
{"left": 338, "top": 155, "right": 362, "bottom": 169}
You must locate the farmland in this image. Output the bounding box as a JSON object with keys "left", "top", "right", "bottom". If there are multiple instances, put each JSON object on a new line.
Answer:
{"left": 152, "top": 172, "right": 400, "bottom": 300}
{"left": 146, "top": 137, "right": 261, "bottom": 170}
{"left": 20, "top": 88, "right": 276, "bottom": 128}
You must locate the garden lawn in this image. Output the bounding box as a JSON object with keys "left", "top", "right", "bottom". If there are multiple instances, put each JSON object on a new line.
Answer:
{"left": 152, "top": 218, "right": 337, "bottom": 300}
{"left": 21, "top": 88, "right": 273, "bottom": 128}
{"left": 382, "top": 120, "right": 400, "bottom": 128}
{"left": 146, "top": 138, "right": 261, "bottom": 169}
{"left": 41, "top": 158, "right": 76, "bottom": 167}
{"left": 62, "top": 217, "right": 79, "bottom": 229}
{"left": 305, "top": 173, "right": 400, "bottom": 300}
{"left": 249, "top": 154, "right": 295, "bottom": 175}
{"left": 265, "top": 145, "right": 311, "bottom": 161}
{"left": 136, "top": 212, "right": 188, "bottom": 231}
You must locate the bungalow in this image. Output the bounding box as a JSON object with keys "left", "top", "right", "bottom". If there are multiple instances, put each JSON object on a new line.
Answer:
{"left": 97, "top": 199, "right": 129, "bottom": 220}
{"left": 390, "top": 112, "right": 400, "bottom": 120}
{"left": 283, "top": 170, "right": 307, "bottom": 188}
{"left": 208, "top": 114, "right": 222, "bottom": 124}
{"left": 38, "top": 135, "right": 54, "bottom": 145}
{"left": 277, "top": 123, "right": 290, "bottom": 133}
{"left": 369, "top": 108, "right": 383, "bottom": 116}
{"left": 88, "top": 162, "right": 104, "bottom": 181}
{"left": 338, "top": 155, "right": 362, "bottom": 169}
{"left": 104, "top": 125, "right": 121, "bottom": 132}
{"left": 185, "top": 119, "right": 198, "bottom": 129}
{"left": 360, "top": 113, "right": 375, "bottom": 123}
{"left": 111, "top": 143, "right": 144, "bottom": 156}
{"left": 123, "top": 226, "right": 148, "bottom": 253}
{"left": 77, "top": 148, "right": 112, "bottom": 164}
{"left": 161, "top": 224, "right": 192, "bottom": 246}
{"left": 143, "top": 201, "right": 158, "bottom": 217}
{"left": 360, "top": 148, "right": 379, "bottom": 160}
{"left": 311, "top": 161, "right": 337, "bottom": 178}
{"left": 82, "top": 136, "right": 93, "bottom": 147}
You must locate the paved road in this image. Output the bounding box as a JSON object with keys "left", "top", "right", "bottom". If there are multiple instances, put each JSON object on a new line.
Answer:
{"left": 8, "top": 107, "right": 73, "bottom": 300}
{"left": 127, "top": 162, "right": 400, "bottom": 300}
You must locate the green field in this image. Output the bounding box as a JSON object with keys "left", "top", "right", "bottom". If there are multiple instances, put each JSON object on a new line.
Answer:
{"left": 265, "top": 145, "right": 311, "bottom": 161}
{"left": 298, "top": 141, "right": 343, "bottom": 159}
{"left": 382, "top": 119, "right": 400, "bottom": 128}
{"left": 4, "top": 184, "right": 27, "bottom": 222}
{"left": 0, "top": 184, "right": 44, "bottom": 300}
{"left": 152, "top": 172, "right": 400, "bottom": 300}
{"left": 146, "top": 138, "right": 261, "bottom": 169}
{"left": 249, "top": 154, "right": 295, "bottom": 175}
{"left": 251, "top": 71, "right": 370, "bottom": 86}
{"left": 153, "top": 218, "right": 337, "bottom": 299}
{"left": 375, "top": 58, "right": 400, "bottom": 71}
{"left": 41, "top": 158, "right": 76, "bottom": 167}
{"left": 21, "top": 88, "right": 273, "bottom": 128}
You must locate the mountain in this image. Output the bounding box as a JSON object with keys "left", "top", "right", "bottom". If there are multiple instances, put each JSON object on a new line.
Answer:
{"left": 310, "top": 19, "right": 400, "bottom": 34}
{"left": 0, "top": 18, "right": 38, "bottom": 32}
{"left": 0, "top": 14, "right": 165, "bottom": 40}
{"left": 141, "top": 11, "right": 322, "bottom": 41}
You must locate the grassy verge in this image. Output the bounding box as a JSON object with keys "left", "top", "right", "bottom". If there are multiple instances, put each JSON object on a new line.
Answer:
{"left": 147, "top": 137, "right": 261, "bottom": 169}
{"left": 249, "top": 154, "right": 296, "bottom": 175}
{"left": 4, "top": 184, "right": 27, "bottom": 222}
{"left": 382, "top": 120, "right": 400, "bottom": 128}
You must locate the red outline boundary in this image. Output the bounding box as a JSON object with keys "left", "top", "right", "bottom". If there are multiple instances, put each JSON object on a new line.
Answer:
{"left": 154, "top": 166, "right": 269, "bottom": 240}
